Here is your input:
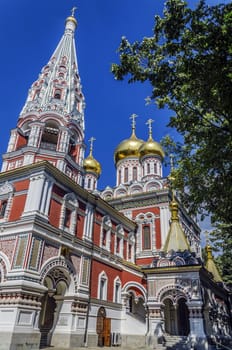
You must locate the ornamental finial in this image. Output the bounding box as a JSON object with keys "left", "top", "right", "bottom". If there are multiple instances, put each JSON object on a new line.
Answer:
{"left": 130, "top": 113, "right": 138, "bottom": 134}
{"left": 71, "top": 6, "right": 77, "bottom": 17}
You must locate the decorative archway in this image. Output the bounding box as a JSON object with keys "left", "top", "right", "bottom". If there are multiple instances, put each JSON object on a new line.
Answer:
{"left": 161, "top": 289, "right": 190, "bottom": 336}
{"left": 39, "top": 258, "right": 77, "bottom": 348}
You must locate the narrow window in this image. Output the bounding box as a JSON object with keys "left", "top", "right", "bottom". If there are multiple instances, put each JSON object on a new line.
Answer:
{"left": 99, "top": 277, "right": 107, "bottom": 300}
{"left": 116, "top": 237, "right": 121, "bottom": 253}
{"left": 118, "top": 169, "right": 121, "bottom": 184}
{"left": 128, "top": 244, "right": 132, "bottom": 259}
{"left": 0, "top": 200, "right": 7, "bottom": 218}
{"left": 154, "top": 162, "right": 157, "bottom": 173}
{"left": 102, "top": 229, "right": 107, "bottom": 246}
{"left": 147, "top": 163, "right": 150, "bottom": 174}
{"left": 64, "top": 208, "right": 72, "bottom": 228}
{"left": 133, "top": 167, "right": 137, "bottom": 181}
{"left": 124, "top": 168, "right": 128, "bottom": 182}
{"left": 114, "top": 282, "right": 121, "bottom": 303}
{"left": 143, "top": 225, "right": 151, "bottom": 250}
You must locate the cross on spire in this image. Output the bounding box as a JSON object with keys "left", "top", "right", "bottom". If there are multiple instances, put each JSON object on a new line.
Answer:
{"left": 146, "top": 118, "right": 154, "bottom": 138}
{"left": 130, "top": 113, "right": 138, "bottom": 133}
{"left": 71, "top": 6, "right": 77, "bottom": 17}
{"left": 88, "top": 137, "right": 96, "bottom": 154}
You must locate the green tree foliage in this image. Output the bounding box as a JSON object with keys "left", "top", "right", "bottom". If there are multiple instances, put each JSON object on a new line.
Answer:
{"left": 111, "top": 0, "right": 232, "bottom": 282}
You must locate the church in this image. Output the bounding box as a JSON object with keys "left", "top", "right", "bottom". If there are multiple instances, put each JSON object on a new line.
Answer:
{"left": 0, "top": 10, "right": 231, "bottom": 350}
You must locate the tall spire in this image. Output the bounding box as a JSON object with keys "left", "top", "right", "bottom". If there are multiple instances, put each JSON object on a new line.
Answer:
{"left": 20, "top": 8, "right": 85, "bottom": 129}
{"left": 2, "top": 9, "right": 86, "bottom": 186}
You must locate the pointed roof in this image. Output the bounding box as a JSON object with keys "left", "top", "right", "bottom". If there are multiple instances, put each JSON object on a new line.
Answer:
{"left": 205, "top": 245, "right": 222, "bottom": 282}
{"left": 20, "top": 9, "right": 85, "bottom": 129}
{"left": 163, "top": 200, "right": 191, "bottom": 252}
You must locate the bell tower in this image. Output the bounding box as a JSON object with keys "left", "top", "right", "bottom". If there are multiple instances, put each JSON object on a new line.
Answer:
{"left": 2, "top": 8, "right": 86, "bottom": 186}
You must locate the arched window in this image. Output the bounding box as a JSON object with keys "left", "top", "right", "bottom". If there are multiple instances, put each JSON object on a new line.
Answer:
{"left": 98, "top": 272, "right": 108, "bottom": 300}
{"left": 60, "top": 193, "right": 78, "bottom": 235}
{"left": 40, "top": 121, "right": 59, "bottom": 151}
{"left": 54, "top": 88, "right": 62, "bottom": 99}
{"left": 132, "top": 167, "right": 137, "bottom": 181}
{"left": 101, "top": 216, "right": 112, "bottom": 250}
{"left": 143, "top": 225, "right": 151, "bottom": 250}
{"left": 124, "top": 168, "right": 128, "bottom": 183}
{"left": 114, "top": 278, "right": 121, "bottom": 303}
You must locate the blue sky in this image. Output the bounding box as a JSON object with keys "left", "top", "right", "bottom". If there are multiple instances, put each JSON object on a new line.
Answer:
{"left": 0, "top": 0, "right": 228, "bottom": 191}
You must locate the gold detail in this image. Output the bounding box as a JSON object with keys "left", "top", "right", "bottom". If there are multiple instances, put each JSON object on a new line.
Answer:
{"left": 83, "top": 137, "right": 101, "bottom": 176}
{"left": 163, "top": 200, "right": 191, "bottom": 252}
{"left": 61, "top": 246, "right": 70, "bottom": 258}
{"left": 114, "top": 114, "right": 144, "bottom": 164}
{"left": 66, "top": 16, "right": 78, "bottom": 26}
{"left": 205, "top": 244, "right": 222, "bottom": 282}
{"left": 139, "top": 118, "right": 164, "bottom": 159}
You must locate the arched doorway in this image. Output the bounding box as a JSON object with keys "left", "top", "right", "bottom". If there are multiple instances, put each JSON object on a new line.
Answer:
{"left": 163, "top": 297, "right": 190, "bottom": 336}
{"left": 96, "top": 307, "right": 111, "bottom": 347}
{"left": 177, "top": 298, "right": 190, "bottom": 336}
{"left": 39, "top": 268, "right": 70, "bottom": 348}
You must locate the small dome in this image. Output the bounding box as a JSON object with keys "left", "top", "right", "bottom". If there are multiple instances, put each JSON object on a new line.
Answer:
{"left": 83, "top": 154, "right": 101, "bottom": 177}
{"left": 114, "top": 132, "right": 144, "bottom": 164}
{"left": 139, "top": 136, "right": 165, "bottom": 159}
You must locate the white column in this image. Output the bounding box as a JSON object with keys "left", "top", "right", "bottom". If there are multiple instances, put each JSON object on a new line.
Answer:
{"left": 7, "top": 129, "right": 17, "bottom": 152}
{"left": 57, "top": 128, "right": 70, "bottom": 153}
{"left": 187, "top": 301, "right": 208, "bottom": 350}
{"left": 83, "top": 203, "right": 94, "bottom": 240}
{"left": 28, "top": 122, "right": 44, "bottom": 148}
{"left": 160, "top": 206, "right": 170, "bottom": 249}
{"left": 23, "top": 173, "right": 46, "bottom": 215}
{"left": 40, "top": 177, "right": 53, "bottom": 216}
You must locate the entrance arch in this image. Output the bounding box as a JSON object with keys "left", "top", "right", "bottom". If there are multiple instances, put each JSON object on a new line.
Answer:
{"left": 39, "top": 266, "right": 72, "bottom": 348}
{"left": 96, "top": 307, "right": 111, "bottom": 347}
{"left": 163, "top": 296, "right": 190, "bottom": 336}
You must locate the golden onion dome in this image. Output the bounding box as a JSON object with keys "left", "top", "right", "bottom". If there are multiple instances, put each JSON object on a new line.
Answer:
{"left": 83, "top": 137, "right": 101, "bottom": 177}
{"left": 83, "top": 153, "right": 101, "bottom": 177}
{"left": 114, "top": 132, "right": 144, "bottom": 164}
{"left": 139, "top": 136, "right": 165, "bottom": 159}
{"left": 139, "top": 119, "right": 164, "bottom": 159}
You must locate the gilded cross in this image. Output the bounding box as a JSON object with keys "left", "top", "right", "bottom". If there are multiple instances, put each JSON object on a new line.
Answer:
{"left": 146, "top": 118, "right": 154, "bottom": 138}
{"left": 130, "top": 113, "right": 138, "bottom": 132}
{"left": 89, "top": 137, "right": 96, "bottom": 153}
{"left": 71, "top": 6, "right": 77, "bottom": 17}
